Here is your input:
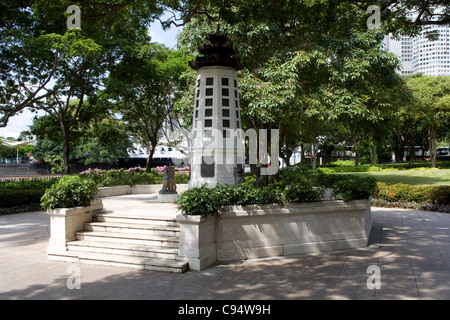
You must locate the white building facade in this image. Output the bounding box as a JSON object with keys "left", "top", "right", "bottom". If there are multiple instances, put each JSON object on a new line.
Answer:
{"left": 384, "top": 14, "right": 450, "bottom": 76}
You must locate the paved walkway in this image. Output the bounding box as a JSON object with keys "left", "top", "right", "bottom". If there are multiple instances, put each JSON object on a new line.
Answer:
{"left": 1, "top": 199, "right": 450, "bottom": 300}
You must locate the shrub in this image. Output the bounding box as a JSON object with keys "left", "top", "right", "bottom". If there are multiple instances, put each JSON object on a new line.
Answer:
{"left": 178, "top": 173, "right": 379, "bottom": 217}
{"left": 332, "top": 176, "right": 378, "bottom": 201}
{"left": 375, "top": 183, "right": 450, "bottom": 206}
{"left": 429, "top": 186, "right": 450, "bottom": 205}
{"left": 79, "top": 167, "right": 192, "bottom": 187}
{"left": 0, "top": 188, "right": 47, "bottom": 208}
{"left": 174, "top": 173, "right": 190, "bottom": 184}
{"left": 375, "top": 182, "right": 436, "bottom": 203}
{"left": 284, "top": 183, "right": 324, "bottom": 203}
{"left": 41, "top": 175, "right": 98, "bottom": 210}
{"left": 177, "top": 184, "right": 225, "bottom": 218}
{"left": 0, "top": 178, "right": 59, "bottom": 208}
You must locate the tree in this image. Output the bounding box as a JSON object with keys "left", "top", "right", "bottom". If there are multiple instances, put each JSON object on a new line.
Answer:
{"left": 31, "top": 111, "right": 131, "bottom": 170}
{"left": 0, "top": 138, "right": 14, "bottom": 159}
{"left": 106, "top": 43, "right": 192, "bottom": 171}
{"left": 1, "top": 0, "right": 162, "bottom": 172}
{"left": 406, "top": 75, "right": 450, "bottom": 168}
{"left": 176, "top": 2, "right": 409, "bottom": 172}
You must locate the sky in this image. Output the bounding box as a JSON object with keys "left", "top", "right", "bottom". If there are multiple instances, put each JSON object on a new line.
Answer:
{"left": 0, "top": 16, "right": 182, "bottom": 140}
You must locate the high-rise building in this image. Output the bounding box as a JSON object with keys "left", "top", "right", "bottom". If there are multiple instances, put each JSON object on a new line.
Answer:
{"left": 384, "top": 14, "right": 450, "bottom": 76}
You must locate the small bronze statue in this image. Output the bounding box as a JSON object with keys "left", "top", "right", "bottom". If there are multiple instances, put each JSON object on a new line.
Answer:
{"left": 160, "top": 166, "right": 177, "bottom": 194}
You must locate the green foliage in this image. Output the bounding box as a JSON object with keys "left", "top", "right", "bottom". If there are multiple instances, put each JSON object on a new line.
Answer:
{"left": 44, "top": 154, "right": 64, "bottom": 174}
{"left": 41, "top": 175, "right": 98, "bottom": 210}
{"left": 79, "top": 168, "right": 161, "bottom": 187}
{"left": 317, "top": 166, "right": 382, "bottom": 174}
{"left": 79, "top": 167, "right": 190, "bottom": 187}
{"left": 332, "top": 176, "right": 378, "bottom": 202}
{"left": 177, "top": 184, "right": 225, "bottom": 218}
{"left": 178, "top": 174, "right": 376, "bottom": 217}
{"left": 0, "top": 138, "right": 14, "bottom": 158}
{"left": 375, "top": 182, "right": 450, "bottom": 205}
{"left": 284, "top": 183, "right": 325, "bottom": 203}
{"left": 430, "top": 186, "right": 450, "bottom": 206}
{"left": 174, "top": 173, "right": 191, "bottom": 184}
{"left": 0, "top": 178, "right": 59, "bottom": 208}
{"left": 0, "top": 189, "right": 46, "bottom": 208}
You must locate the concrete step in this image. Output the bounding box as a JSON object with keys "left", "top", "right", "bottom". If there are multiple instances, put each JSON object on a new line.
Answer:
{"left": 85, "top": 222, "right": 180, "bottom": 237}
{"left": 66, "top": 240, "right": 179, "bottom": 260}
{"left": 95, "top": 212, "right": 179, "bottom": 227}
{"left": 49, "top": 250, "right": 188, "bottom": 273}
{"left": 75, "top": 231, "right": 180, "bottom": 247}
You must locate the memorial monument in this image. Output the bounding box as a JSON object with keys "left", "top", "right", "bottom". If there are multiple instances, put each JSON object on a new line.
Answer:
{"left": 188, "top": 27, "right": 245, "bottom": 188}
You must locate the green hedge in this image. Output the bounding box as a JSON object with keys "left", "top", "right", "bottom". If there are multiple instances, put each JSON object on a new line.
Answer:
{"left": 178, "top": 175, "right": 377, "bottom": 218}
{"left": 178, "top": 182, "right": 325, "bottom": 218}
{"left": 79, "top": 168, "right": 190, "bottom": 187}
{"left": 0, "top": 179, "right": 59, "bottom": 208}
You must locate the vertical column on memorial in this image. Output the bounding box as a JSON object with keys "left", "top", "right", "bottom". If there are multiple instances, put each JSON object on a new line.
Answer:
{"left": 188, "top": 31, "right": 244, "bottom": 188}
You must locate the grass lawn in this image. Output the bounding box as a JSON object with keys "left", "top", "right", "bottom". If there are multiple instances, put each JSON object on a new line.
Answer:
{"left": 307, "top": 159, "right": 450, "bottom": 187}
{"left": 333, "top": 169, "right": 450, "bottom": 186}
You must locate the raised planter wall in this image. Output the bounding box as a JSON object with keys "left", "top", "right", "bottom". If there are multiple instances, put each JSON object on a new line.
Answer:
{"left": 47, "top": 199, "right": 104, "bottom": 255}
{"left": 177, "top": 198, "right": 372, "bottom": 271}
{"left": 95, "top": 184, "right": 189, "bottom": 198}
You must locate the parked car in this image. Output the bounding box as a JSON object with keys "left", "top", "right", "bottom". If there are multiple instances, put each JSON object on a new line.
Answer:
{"left": 404, "top": 146, "right": 425, "bottom": 158}
{"left": 436, "top": 147, "right": 450, "bottom": 159}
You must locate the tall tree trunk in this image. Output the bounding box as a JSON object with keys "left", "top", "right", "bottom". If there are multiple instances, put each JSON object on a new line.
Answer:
{"left": 61, "top": 120, "right": 71, "bottom": 174}
{"left": 368, "top": 136, "right": 374, "bottom": 165}
{"left": 390, "top": 127, "right": 405, "bottom": 163}
{"left": 408, "top": 140, "right": 415, "bottom": 167}
{"left": 300, "top": 144, "right": 305, "bottom": 171}
{"left": 407, "top": 122, "right": 416, "bottom": 167}
{"left": 429, "top": 122, "right": 437, "bottom": 168}
{"left": 354, "top": 142, "right": 360, "bottom": 167}
{"left": 372, "top": 138, "right": 378, "bottom": 165}
{"left": 146, "top": 143, "right": 157, "bottom": 172}
{"left": 311, "top": 142, "right": 317, "bottom": 170}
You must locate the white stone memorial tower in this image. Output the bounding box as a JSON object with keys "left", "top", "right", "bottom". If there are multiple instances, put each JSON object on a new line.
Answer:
{"left": 188, "top": 31, "right": 244, "bottom": 188}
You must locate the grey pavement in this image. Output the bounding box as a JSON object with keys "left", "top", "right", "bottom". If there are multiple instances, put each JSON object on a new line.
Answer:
{"left": 1, "top": 205, "right": 450, "bottom": 300}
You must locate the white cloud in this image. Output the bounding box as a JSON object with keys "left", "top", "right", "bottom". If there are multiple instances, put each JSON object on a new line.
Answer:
{"left": 148, "top": 21, "right": 181, "bottom": 48}
{"left": 0, "top": 109, "right": 44, "bottom": 139}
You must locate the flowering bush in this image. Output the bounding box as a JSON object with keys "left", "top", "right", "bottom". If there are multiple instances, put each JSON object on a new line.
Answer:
{"left": 154, "top": 166, "right": 190, "bottom": 173}
{"left": 375, "top": 182, "right": 449, "bottom": 205}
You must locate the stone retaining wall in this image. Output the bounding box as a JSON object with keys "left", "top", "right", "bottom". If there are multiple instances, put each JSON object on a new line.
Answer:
{"left": 177, "top": 198, "right": 372, "bottom": 271}
{"left": 95, "top": 184, "right": 189, "bottom": 198}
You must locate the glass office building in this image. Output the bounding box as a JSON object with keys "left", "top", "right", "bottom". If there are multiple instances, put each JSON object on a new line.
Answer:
{"left": 384, "top": 13, "right": 450, "bottom": 76}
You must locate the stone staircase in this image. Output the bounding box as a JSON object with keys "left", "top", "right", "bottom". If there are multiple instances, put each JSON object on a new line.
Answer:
{"left": 52, "top": 211, "right": 188, "bottom": 273}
